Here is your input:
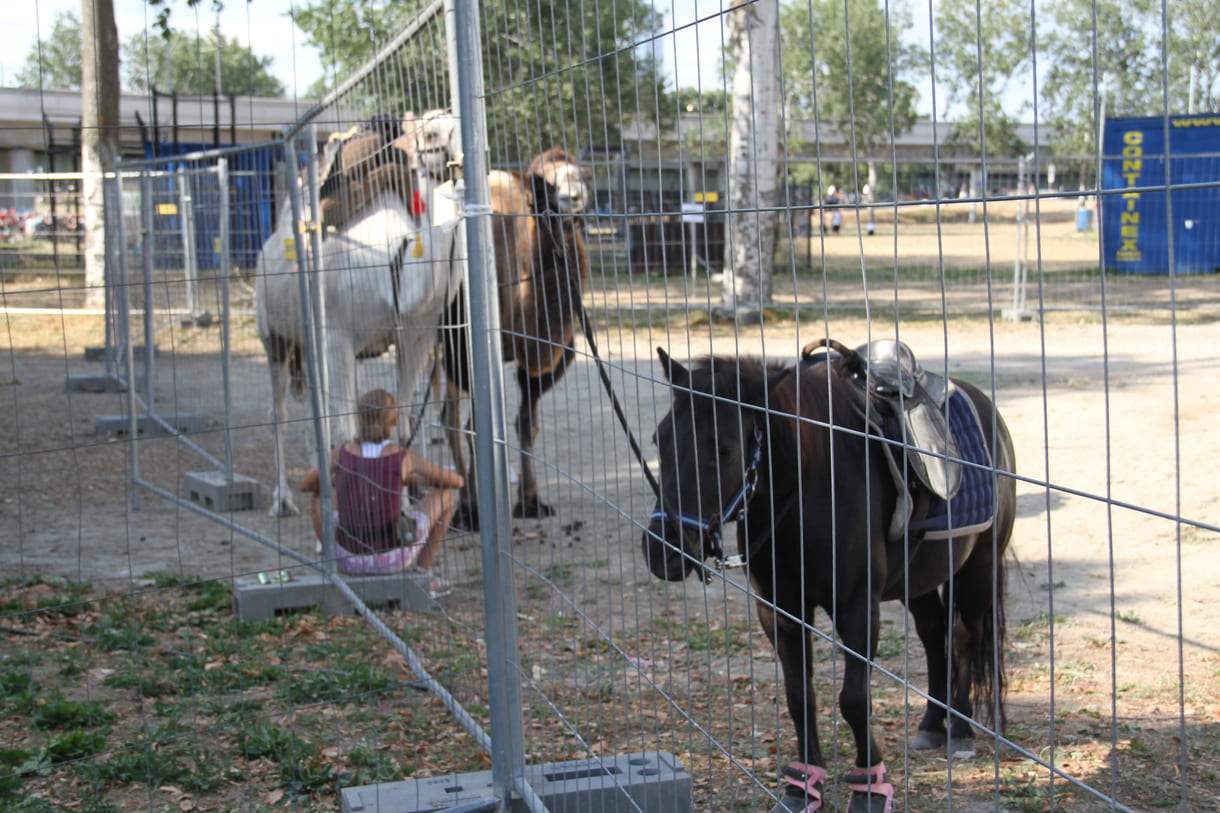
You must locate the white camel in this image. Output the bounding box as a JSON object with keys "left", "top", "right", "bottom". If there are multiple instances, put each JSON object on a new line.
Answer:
{"left": 255, "top": 111, "right": 461, "bottom": 516}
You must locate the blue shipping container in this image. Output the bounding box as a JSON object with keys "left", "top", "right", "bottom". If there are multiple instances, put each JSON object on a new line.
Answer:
{"left": 1101, "top": 114, "right": 1220, "bottom": 274}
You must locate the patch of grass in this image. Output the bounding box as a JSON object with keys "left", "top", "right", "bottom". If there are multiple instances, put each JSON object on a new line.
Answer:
{"left": 240, "top": 724, "right": 340, "bottom": 796}
{"left": 0, "top": 748, "right": 34, "bottom": 798}
{"left": 96, "top": 624, "right": 157, "bottom": 652}
{"left": 34, "top": 696, "right": 115, "bottom": 731}
{"left": 202, "top": 698, "right": 266, "bottom": 725}
{"left": 1011, "top": 612, "right": 1069, "bottom": 644}
{"left": 101, "top": 671, "right": 176, "bottom": 698}
{"left": 686, "top": 620, "right": 753, "bottom": 654}
{"left": 1054, "top": 658, "right": 1097, "bottom": 687}
{"left": 276, "top": 664, "right": 395, "bottom": 705}
{"left": 281, "top": 754, "right": 341, "bottom": 797}
{"left": 347, "top": 744, "right": 400, "bottom": 784}
{"left": 42, "top": 729, "right": 107, "bottom": 763}
{"left": 186, "top": 579, "right": 231, "bottom": 611}
{"left": 1116, "top": 609, "right": 1144, "bottom": 625}
{"left": 241, "top": 724, "right": 310, "bottom": 762}
{"left": 97, "top": 742, "right": 216, "bottom": 791}
{"left": 198, "top": 660, "right": 285, "bottom": 695}
{"left": 141, "top": 571, "right": 185, "bottom": 588}
{"left": 998, "top": 766, "right": 1050, "bottom": 812}
{"left": 0, "top": 666, "right": 36, "bottom": 712}
{"left": 875, "top": 630, "right": 906, "bottom": 659}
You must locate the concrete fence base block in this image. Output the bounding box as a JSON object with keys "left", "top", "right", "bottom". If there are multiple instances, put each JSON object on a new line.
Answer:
{"left": 65, "top": 373, "right": 145, "bottom": 393}
{"left": 232, "top": 569, "right": 436, "bottom": 621}
{"left": 340, "top": 751, "right": 692, "bottom": 813}
{"left": 184, "top": 469, "right": 260, "bottom": 513}
{"left": 93, "top": 411, "right": 206, "bottom": 437}
{"left": 84, "top": 344, "right": 158, "bottom": 363}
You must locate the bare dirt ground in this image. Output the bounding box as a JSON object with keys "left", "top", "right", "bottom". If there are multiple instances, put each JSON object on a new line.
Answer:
{"left": 2, "top": 212, "right": 1218, "bottom": 810}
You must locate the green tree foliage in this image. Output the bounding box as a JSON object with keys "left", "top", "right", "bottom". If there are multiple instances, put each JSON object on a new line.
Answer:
{"left": 123, "top": 27, "right": 285, "bottom": 96}
{"left": 15, "top": 11, "right": 84, "bottom": 90}
{"left": 932, "top": 0, "right": 1030, "bottom": 158}
{"left": 292, "top": 0, "right": 669, "bottom": 164}
{"left": 780, "top": 0, "right": 921, "bottom": 176}
{"left": 1041, "top": 0, "right": 1219, "bottom": 159}
{"left": 1168, "top": 0, "right": 1220, "bottom": 113}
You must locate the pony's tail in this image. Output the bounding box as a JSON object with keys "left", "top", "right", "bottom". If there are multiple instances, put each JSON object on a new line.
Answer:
{"left": 965, "top": 553, "right": 1007, "bottom": 733}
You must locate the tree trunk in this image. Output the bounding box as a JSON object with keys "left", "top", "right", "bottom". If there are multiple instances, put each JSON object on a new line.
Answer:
{"left": 81, "top": 0, "right": 120, "bottom": 308}
{"left": 721, "top": 0, "right": 781, "bottom": 312}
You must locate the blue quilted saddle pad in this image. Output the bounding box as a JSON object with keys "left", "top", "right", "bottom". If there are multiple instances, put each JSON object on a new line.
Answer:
{"left": 909, "top": 388, "right": 995, "bottom": 538}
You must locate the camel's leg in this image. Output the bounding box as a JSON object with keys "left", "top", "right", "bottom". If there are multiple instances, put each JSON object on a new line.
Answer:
{"left": 512, "top": 366, "right": 553, "bottom": 518}
{"left": 265, "top": 342, "right": 299, "bottom": 517}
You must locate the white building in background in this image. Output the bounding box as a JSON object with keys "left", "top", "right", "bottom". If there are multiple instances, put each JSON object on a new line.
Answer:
{"left": 0, "top": 87, "right": 341, "bottom": 210}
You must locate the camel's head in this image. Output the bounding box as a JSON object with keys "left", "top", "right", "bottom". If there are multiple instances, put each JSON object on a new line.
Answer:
{"left": 528, "top": 149, "right": 590, "bottom": 216}
{"left": 403, "top": 109, "right": 460, "bottom": 185}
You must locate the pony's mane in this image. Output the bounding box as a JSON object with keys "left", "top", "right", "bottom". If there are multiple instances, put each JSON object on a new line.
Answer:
{"left": 684, "top": 353, "right": 849, "bottom": 465}
{"left": 688, "top": 355, "right": 788, "bottom": 380}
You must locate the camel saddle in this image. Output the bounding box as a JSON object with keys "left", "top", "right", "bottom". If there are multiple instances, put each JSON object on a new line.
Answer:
{"left": 801, "top": 338, "right": 961, "bottom": 502}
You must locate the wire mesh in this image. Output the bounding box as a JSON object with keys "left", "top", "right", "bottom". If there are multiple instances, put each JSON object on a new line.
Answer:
{"left": 3, "top": 0, "right": 1218, "bottom": 810}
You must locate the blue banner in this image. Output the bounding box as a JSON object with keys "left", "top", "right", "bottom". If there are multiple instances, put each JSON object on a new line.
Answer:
{"left": 1101, "top": 114, "right": 1220, "bottom": 274}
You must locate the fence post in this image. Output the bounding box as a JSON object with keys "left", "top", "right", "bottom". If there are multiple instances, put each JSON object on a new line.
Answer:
{"left": 177, "top": 167, "right": 200, "bottom": 316}
{"left": 452, "top": 0, "right": 532, "bottom": 810}
{"left": 217, "top": 158, "right": 235, "bottom": 481}
{"left": 111, "top": 160, "right": 139, "bottom": 511}
{"left": 139, "top": 171, "right": 156, "bottom": 423}
{"left": 284, "top": 135, "right": 337, "bottom": 577}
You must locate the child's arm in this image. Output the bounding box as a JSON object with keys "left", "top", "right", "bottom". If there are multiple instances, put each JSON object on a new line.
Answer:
{"left": 402, "top": 449, "right": 464, "bottom": 489}
{"left": 300, "top": 448, "right": 342, "bottom": 494}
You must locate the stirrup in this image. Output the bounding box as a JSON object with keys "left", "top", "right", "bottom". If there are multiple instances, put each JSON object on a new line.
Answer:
{"left": 845, "top": 761, "right": 894, "bottom": 813}
{"left": 770, "top": 762, "right": 826, "bottom": 813}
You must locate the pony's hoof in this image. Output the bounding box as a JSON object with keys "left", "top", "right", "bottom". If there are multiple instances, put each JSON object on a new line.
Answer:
{"left": 911, "top": 730, "right": 946, "bottom": 750}
{"left": 847, "top": 792, "right": 893, "bottom": 813}
{"left": 512, "top": 498, "right": 554, "bottom": 519}
{"left": 770, "top": 792, "right": 822, "bottom": 813}
{"left": 452, "top": 502, "right": 480, "bottom": 532}
{"left": 947, "top": 737, "right": 975, "bottom": 759}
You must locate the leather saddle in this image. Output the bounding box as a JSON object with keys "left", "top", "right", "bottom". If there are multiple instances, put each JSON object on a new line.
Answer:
{"left": 801, "top": 338, "right": 961, "bottom": 501}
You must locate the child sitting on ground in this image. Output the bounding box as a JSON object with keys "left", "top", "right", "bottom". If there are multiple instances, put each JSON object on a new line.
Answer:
{"left": 299, "top": 388, "right": 464, "bottom": 597}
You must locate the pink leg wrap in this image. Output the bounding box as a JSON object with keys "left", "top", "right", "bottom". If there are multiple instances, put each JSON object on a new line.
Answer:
{"left": 845, "top": 761, "right": 894, "bottom": 813}
{"left": 773, "top": 762, "right": 827, "bottom": 813}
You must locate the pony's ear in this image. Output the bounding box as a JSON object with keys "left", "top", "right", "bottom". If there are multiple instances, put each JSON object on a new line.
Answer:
{"left": 657, "top": 347, "right": 688, "bottom": 386}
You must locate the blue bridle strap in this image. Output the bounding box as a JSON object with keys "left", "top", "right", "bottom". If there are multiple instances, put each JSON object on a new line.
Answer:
{"left": 650, "top": 425, "right": 764, "bottom": 569}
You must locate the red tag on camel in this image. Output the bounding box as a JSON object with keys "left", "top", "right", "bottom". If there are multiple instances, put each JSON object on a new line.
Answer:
{"left": 411, "top": 189, "right": 426, "bottom": 216}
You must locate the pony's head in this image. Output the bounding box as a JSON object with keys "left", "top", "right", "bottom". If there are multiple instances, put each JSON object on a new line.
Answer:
{"left": 642, "top": 348, "right": 790, "bottom": 581}
{"left": 528, "top": 149, "right": 590, "bottom": 215}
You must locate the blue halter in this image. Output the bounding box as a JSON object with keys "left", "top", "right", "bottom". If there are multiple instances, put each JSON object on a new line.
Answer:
{"left": 650, "top": 425, "right": 764, "bottom": 570}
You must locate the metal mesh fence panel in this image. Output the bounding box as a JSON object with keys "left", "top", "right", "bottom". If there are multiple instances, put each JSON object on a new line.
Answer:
{"left": 4, "top": 0, "right": 1218, "bottom": 810}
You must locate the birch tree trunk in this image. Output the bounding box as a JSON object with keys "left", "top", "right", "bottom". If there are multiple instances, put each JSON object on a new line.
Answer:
{"left": 721, "top": 0, "right": 781, "bottom": 312}
{"left": 81, "top": 0, "right": 120, "bottom": 308}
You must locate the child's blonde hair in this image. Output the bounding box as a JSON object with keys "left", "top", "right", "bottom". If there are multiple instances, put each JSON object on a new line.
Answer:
{"left": 357, "top": 389, "right": 396, "bottom": 443}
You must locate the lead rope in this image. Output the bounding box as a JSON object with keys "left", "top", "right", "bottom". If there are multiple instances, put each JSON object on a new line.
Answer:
{"left": 577, "top": 302, "right": 661, "bottom": 497}
{"left": 576, "top": 302, "right": 719, "bottom": 579}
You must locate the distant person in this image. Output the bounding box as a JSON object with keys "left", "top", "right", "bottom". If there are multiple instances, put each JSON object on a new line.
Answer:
{"left": 825, "top": 185, "right": 842, "bottom": 234}
{"left": 861, "top": 183, "right": 875, "bottom": 236}
{"left": 300, "top": 388, "right": 464, "bottom": 596}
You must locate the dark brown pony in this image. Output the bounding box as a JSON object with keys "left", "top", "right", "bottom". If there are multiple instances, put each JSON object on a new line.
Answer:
{"left": 642, "top": 347, "right": 1016, "bottom": 813}
{"left": 441, "top": 149, "right": 591, "bottom": 523}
